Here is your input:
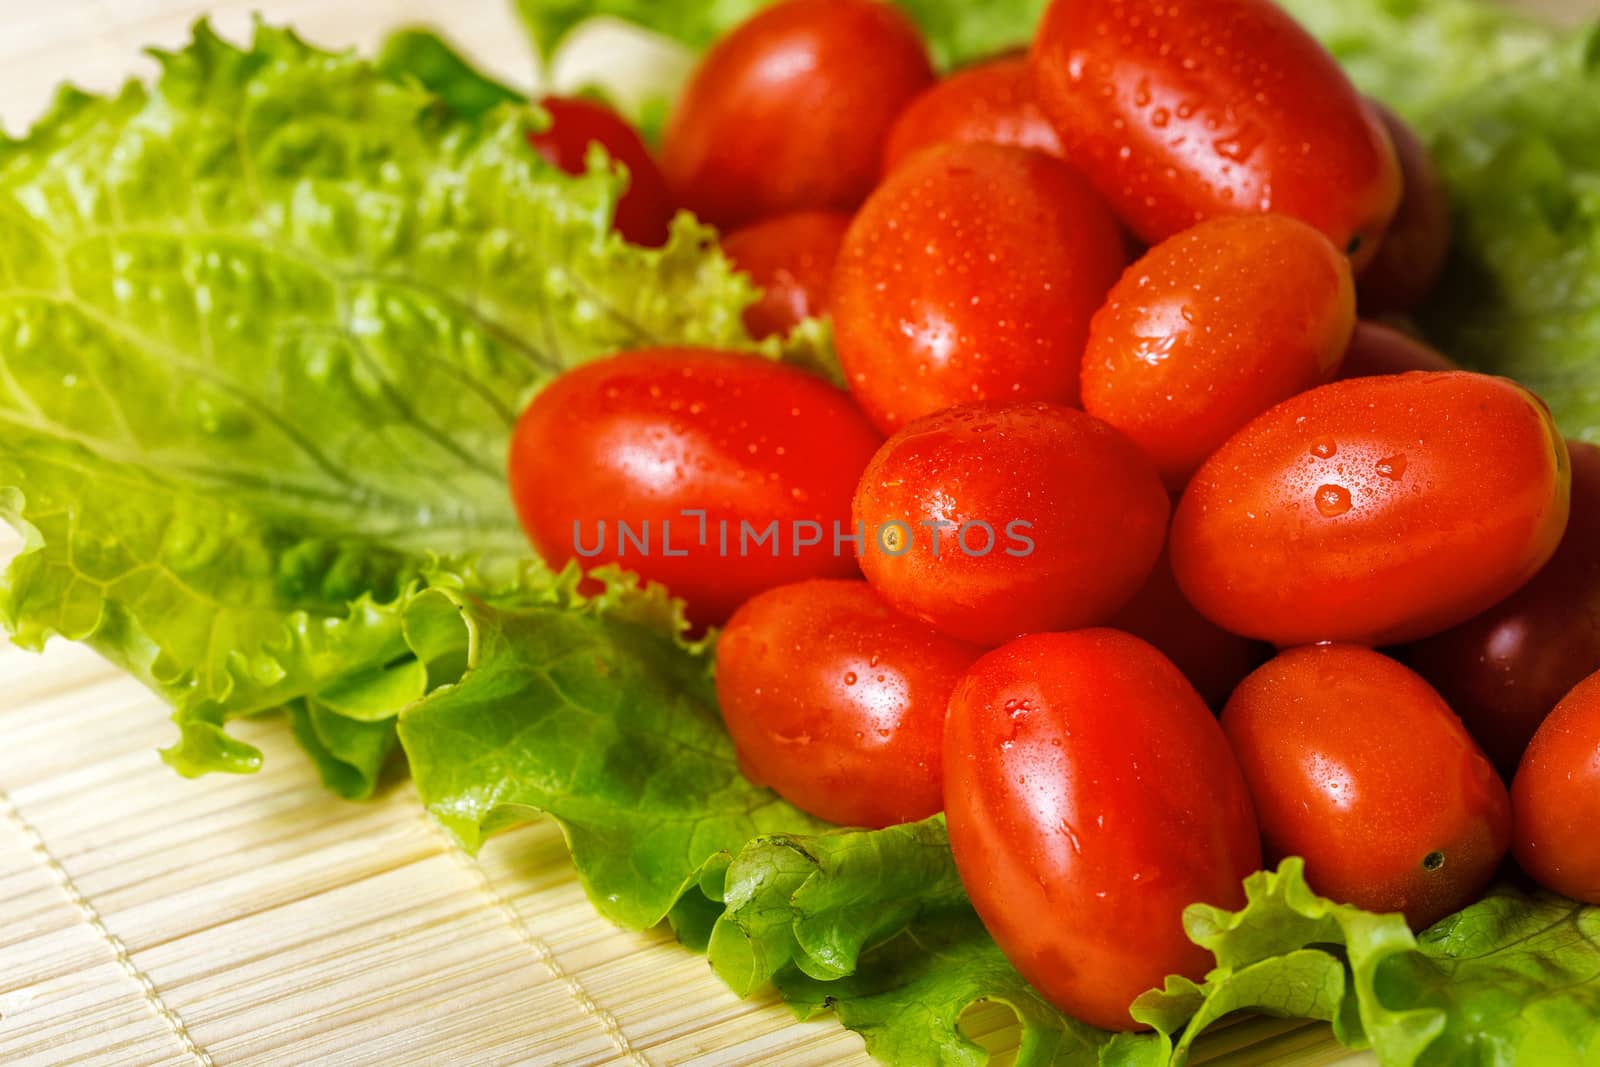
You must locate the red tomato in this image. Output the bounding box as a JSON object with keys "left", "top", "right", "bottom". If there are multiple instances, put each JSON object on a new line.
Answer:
{"left": 528, "top": 96, "right": 675, "bottom": 247}
{"left": 1222, "top": 645, "right": 1510, "bottom": 929}
{"left": 661, "top": 0, "right": 934, "bottom": 229}
{"left": 945, "top": 629, "right": 1261, "bottom": 1030}
{"left": 714, "top": 579, "right": 983, "bottom": 827}
{"left": 881, "top": 56, "right": 1065, "bottom": 173}
{"left": 1406, "top": 441, "right": 1600, "bottom": 776}
{"left": 832, "top": 144, "right": 1125, "bottom": 433}
{"left": 1030, "top": 0, "right": 1400, "bottom": 268}
{"left": 1172, "top": 372, "right": 1571, "bottom": 646}
{"left": 1357, "top": 103, "right": 1451, "bottom": 314}
{"left": 1081, "top": 215, "right": 1354, "bottom": 488}
{"left": 508, "top": 349, "right": 881, "bottom": 626}
{"left": 1336, "top": 320, "right": 1456, "bottom": 379}
{"left": 721, "top": 211, "right": 851, "bottom": 340}
{"left": 852, "top": 401, "right": 1169, "bottom": 646}
{"left": 1512, "top": 669, "right": 1600, "bottom": 904}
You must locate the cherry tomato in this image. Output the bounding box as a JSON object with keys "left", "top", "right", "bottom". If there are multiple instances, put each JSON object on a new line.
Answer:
{"left": 509, "top": 349, "right": 882, "bottom": 627}
{"left": 881, "top": 56, "right": 1065, "bottom": 174}
{"left": 945, "top": 629, "right": 1260, "bottom": 1031}
{"left": 832, "top": 144, "right": 1125, "bottom": 433}
{"left": 1406, "top": 441, "right": 1600, "bottom": 776}
{"left": 528, "top": 96, "right": 675, "bottom": 247}
{"left": 1222, "top": 645, "right": 1510, "bottom": 929}
{"left": 1172, "top": 372, "right": 1570, "bottom": 647}
{"left": 852, "top": 401, "right": 1169, "bottom": 646}
{"left": 1081, "top": 214, "right": 1354, "bottom": 488}
{"left": 661, "top": 0, "right": 934, "bottom": 229}
{"left": 1357, "top": 103, "right": 1451, "bottom": 314}
{"left": 1512, "top": 669, "right": 1600, "bottom": 904}
{"left": 721, "top": 211, "right": 851, "bottom": 340}
{"left": 715, "top": 579, "right": 983, "bottom": 827}
{"left": 1030, "top": 0, "right": 1400, "bottom": 268}
{"left": 1336, "top": 320, "right": 1456, "bottom": 379}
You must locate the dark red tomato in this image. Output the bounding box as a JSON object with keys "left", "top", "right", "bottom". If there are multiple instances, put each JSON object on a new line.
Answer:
{"left": 1222, "top": 645, "right": 1510, "bottom": 929}
{"left": 528, "top": 96, "right": 675, "bottom": 247}
{"left": 1172, "top": 372, "right": 1570, "bottom": 647}
{"left": 832, "top": 144, "right": 1125, "bottom": 433}
{"left": 852, "top": 401, "right": 1169, "bottom": 646}
{"left": 1081, "top": 215, "right": 1354, "bottom": 488}
{"left": 661, "top": 0, "right": 934, "bottom": 229}
{"left": 1031, "top": 0, "right": 1400, "bottom": 268}
{"left": 881, "top": 56, "right": 1065, "bottom": 174}
{"left": 1336, "top": 320, "right": 1456, "bottom": 379}
{"left": 1406, "top": 441, "right": 1600, "bottom": 776}
{"left": 945, "top": 629, "right": 1260, "bottom": 1030}
{"left": 715, "top": 579, "right": 983, "bottom": 827}
{"left": 721, "top": 211, "right": 851, "bottom": 340}
{"left": 1512, "top": 670, "right": 1600, "bottom": 904}
{"left": 508, "top": 349, "right": 882, "bottom": 627}
{"left": 1357, "top": 103, "right": 1451, "bottom": 314}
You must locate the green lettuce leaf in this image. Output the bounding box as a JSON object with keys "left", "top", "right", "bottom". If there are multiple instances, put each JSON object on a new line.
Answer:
{"left": 376, "top": 28, "right": 527, "bottom": 119}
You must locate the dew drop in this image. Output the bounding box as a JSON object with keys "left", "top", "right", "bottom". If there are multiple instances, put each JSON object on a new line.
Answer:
{"left": 843, "top": 671, "right": 858, "bottom": 686}
{"left": 1315, "top": 484, "right": 1352, "bottom": 517}
{"left": 1376, "top": 454, "right": 1408, "bottom": 481}
{"left": 1309, "top": 436, "right": 1338, "bottom": 459}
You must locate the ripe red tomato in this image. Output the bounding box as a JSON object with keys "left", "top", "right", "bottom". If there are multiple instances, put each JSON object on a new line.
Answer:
{"left": 1172, "top": 372, "right": 1571, "bottom": 647}
{"left": 714, "top": 579, "right": 983, "bottom": 827}
{"left": 1030, "top": 0, "right": 1400, "bottom": 268}
{"left": 852, "top": 401, "right": 1169, "bottom": 646}
{"left": 881, "top": 56, "right": 1065, "bottom": 174}
{"left": 508, "top": 349, "right": 881, "bottom": 627}
{"left": 721, "top": 211, "right": 851, "bottom": 340}
{"left": 1357, "top": 103, "right": 1451, "bottom": 314}
{"left": 832, "top": 144, "right": 1125, "bottom": 433}
{"left": 528, "top": 96, "right": 675, "bottom": 247}
{"left": 1222, "top": 645, "right": 1510, "bottom": 929}
{"left": 1512, "top": 669, "right": 1600, "bottom": 904}
{"left": 661, "top": 0, "right": 934, "bottom": 229}
{"left": 1406, "top": 441, "right": 1600, "bottom": 776}
{"left": 1081, "top": 214, "right": 1354, "bottom": 488}
{"left": 945, "top": 629, "right": 1261, "bottom": 1031}
{"left": 1336, "top": 321, "right": 1456, "bottom": 379}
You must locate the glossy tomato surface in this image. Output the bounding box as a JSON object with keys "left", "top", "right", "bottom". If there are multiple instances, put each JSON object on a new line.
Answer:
{"left": 1357, "top": 103, "right": 1451, "bottom": 314}
{"left": 1081, "top": 214, "right": 1354, "bottom": 487}
{"left": 945, "top": 630, "right": 1260, "bottom": 1030}
{"left": 881, "top": 56, "right": 1065, "bottom": 173}
{"left": 852, "top": 401, "right": 1169, "bottom": 646}
{"left": 509, "top": 349, "right": 881, "bottom": 627}
{"left": 1512, "top": 670, "right": 1600, "bottom": 904}
{"left": 529, "top": 96, "right": 675, "bottom": 247}
{"left": 715, "top": 579, "right": 982, "bottom": 827}
{"left": 1172, "top": 372, "right": 1570, "bottom": 646}
{"left": 1031, "top": 0, "right": 1399, "bottom": 266}
{"left": 661, "top": 0, "right": 934, "bottom": 229}
{"left": 721, "top": 211, "right": 850, "bottom": 340}
{"left": 1336, "top": 320, "right": 1456, "bottom": 379}
{"left": 1222, "top": 645, "right": 1509, "bottom": 928}
{"left": 832, "top": 144, "right": 1125, "bottom": 433}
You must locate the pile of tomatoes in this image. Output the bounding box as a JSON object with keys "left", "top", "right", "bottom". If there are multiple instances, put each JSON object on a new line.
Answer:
{"left": 508, "top": 0, "right": 1600, "bottom": 1031}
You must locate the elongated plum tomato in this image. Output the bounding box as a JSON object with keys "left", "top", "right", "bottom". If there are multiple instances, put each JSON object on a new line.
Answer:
{"left": 661, "top": 0, "right": 934, "bottom": 229}
{"left": 508, "top": 349, "right": 882, "bottom": 627}
{"left": 852, "top": 401, "right": 1169, "bottom": 646}
{"left": 832, "top": 144, "right": 1125, "bottom": 433}
{"left": 1172, "top": 372, "right": 1570, "bottom": 646}
{"left": 1030, "top": 0, "right": 1400, "bottom": 268}
{"left": 528, "top": 96, "right": 675, "bottom": 247}
{"left": 945, "top": 630, "right": 1261, "bottom": 1030}
{"left": 1512, "top": 670, "right": 1600, "bottom": 904}
{"left": 1357, "top": 103, "right": 1451, "bottom": 314}
{"left": 1222, "top": 645, "right": 1510, "bottom": 928}
{"left": 1336, "top": 320, "right": 1456, "bottom": 380}
{"left": 881, "top": 56, "right": 1065, "bottom": 174}
{"left": 720, "top": 211, "right": 850, "bottom": 340}
{"left": 714, "top": 580, "right": 983, "bottom": 827}
{"left": 1081, "top": 215, "right": 1355, "bottom": 488}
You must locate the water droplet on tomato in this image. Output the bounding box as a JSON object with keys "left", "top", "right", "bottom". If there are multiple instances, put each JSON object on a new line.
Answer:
{"left": 843, "top": 672, "right": 857, "bottom": 686}
{"left": 1377, "top": 454, "right": 1408, "bottom": 480}
{"left": 1315, "top": 485, "right": 1352, "bottom": 517}
{"left": 1309, "top": 437, "right": 1337, "bottom": 459}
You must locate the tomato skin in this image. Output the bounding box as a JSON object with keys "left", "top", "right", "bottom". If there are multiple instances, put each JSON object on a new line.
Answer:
{"left": 528, "top": 96, "right": 675, "bottom": 247}
{"left": 1512, "top": 670, "right": 1600, "bottom": 904}
{"left": 1030, "top": 0, "right": 1400, "bottom": 268}
{"left": 1336, "top": 320, "right": 1456, "bottom": 379}
{"left": 721, "top": 211, "right": 851, "bottom": 340}
{"left": 1221, "top": 645, "right": 1510, "bottom": 929}
{"left": 1357, "top": 103, "right": 1451, "bottom": 314}
{"left": 1081, "top": 215, "right": 1354, "bottom": 488}
{"left": 1405, "top": 441, "right": 1600, "bottom": 776}
{"left": 1171, "top": 372, "right": 1571, "bottom": 647}
{"left": 852, "top": 401, "right": 1169, "bottom": 646}
{"left": 714, "top": 580, "right": 982, "bottom": 827}
{"left": 881, "top": 57, "right": 1065, "bottom": 173}
{"left": 832, "top": 144, "right": 1126, "bottom": 433}
{"left": 661, "top": 0, "right": 934, "bottom": 229}
{"left": 945, "top": 629, "right": 1261, "bottom": 1031}
{"left": 508, "top": 349, "right": 882, "bottom": 627}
